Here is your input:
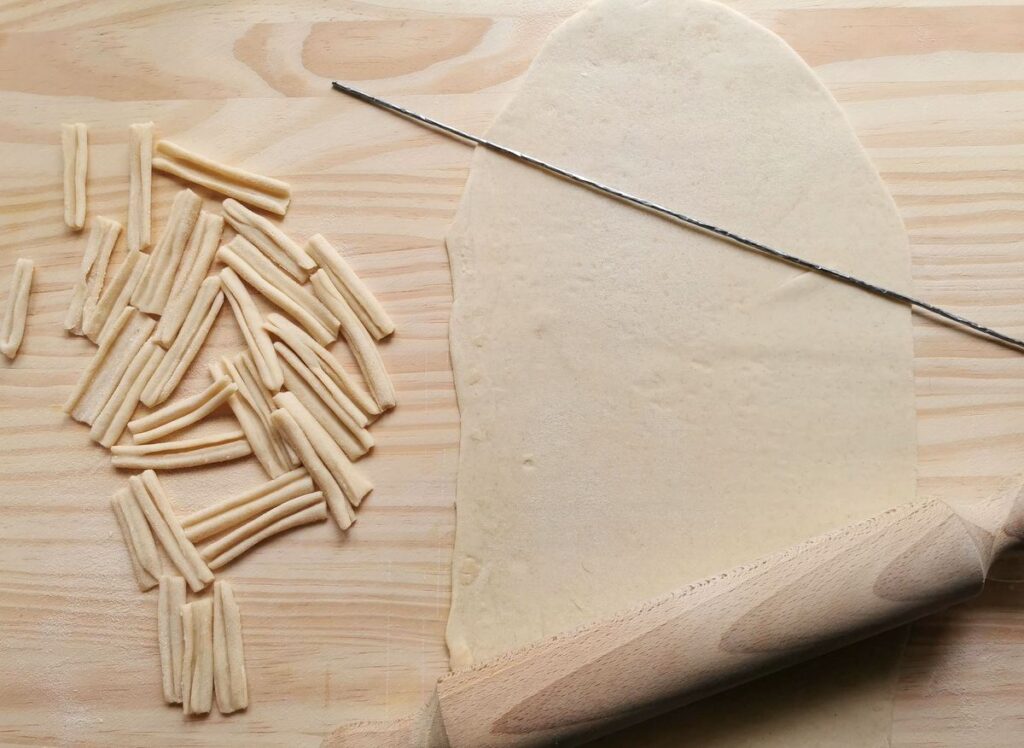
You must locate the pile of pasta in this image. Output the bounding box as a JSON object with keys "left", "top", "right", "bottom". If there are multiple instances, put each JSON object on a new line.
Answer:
{"left": 56, "top": 122, "right": 396, "bottom": 716}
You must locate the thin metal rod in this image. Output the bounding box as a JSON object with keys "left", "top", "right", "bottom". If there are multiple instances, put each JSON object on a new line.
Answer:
{"left": 331, "top": 80, "right": 1024, "bottom": 352}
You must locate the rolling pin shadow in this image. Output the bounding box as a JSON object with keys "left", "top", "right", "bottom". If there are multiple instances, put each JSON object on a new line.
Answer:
{"left": 326, "top": 481, "right": 1024, "bottom": 747}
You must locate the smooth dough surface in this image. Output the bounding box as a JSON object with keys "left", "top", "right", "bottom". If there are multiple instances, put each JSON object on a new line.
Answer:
{"left": 445, "top": 0, "right": 917, "bottom": 744}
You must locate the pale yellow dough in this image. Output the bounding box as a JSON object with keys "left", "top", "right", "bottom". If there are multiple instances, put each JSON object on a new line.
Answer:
{"left": 142, "top": 276, "right": 224, "bottom": 407}
{"left": 61, "top": 123, "right": 87, "bottom": 230}
{"left": 181, "top": 598, "right": 214, "bottom": 716}
{"left": 222, "top": 198, "right": 313, "bottom": 281}
{"left": 211, "top": 353, "right": 297, "bottom": 477}
{"left": 309, "top": 269, "right": 396, "bottom": 412}
{"left": 154, "top": 210, "right": 223, "bottom": 347}
{"left": 1, "top": 258, "right": 33, "bottom": 359}
{"left": 154, "top": 140, "right": 291, "bottom": 216}
{"left": 445, "top": 0, "right": 918, "bottom": 744}
{"left": 129, "top": 471, "right": 213, "bottom": 592}
{"left": 220, "top": 267, "right": 285, "bottom": 392}
{"left": 64, "top": 216, "right": 121, "bottom": 335}
{"left": 127, "top": 122, "right": 153, "bottom": 252}
{"left": 265, "top": 313, "right": 377, "bottom": 418}
{"left": 274, "top": 341, "right": 373, "bottom": 460}
{"left": 212, "top": 581, "right": 249, "bottom": 714}
{"left": 128, "top": 374, "right": 236, "bottom": 444}
{"left": 158, "top": 575, "right": 186, "bottom": 704}
{"left": 181, "top": 468, "right": 313, "bottom": 542}
{"left": 218, "top": 236, "right": 338, "bottom": 346}
{"left": 306, "top": 234, "right": 395, "bottom": 341}
{"left": 84, "top": 249, "right": 147, "bottom": 343}
{"left": 131, "top": 188, "right": 201, "bottom": 314}
{"left": 270, "top": 408, "right": 356, "bottom": 530}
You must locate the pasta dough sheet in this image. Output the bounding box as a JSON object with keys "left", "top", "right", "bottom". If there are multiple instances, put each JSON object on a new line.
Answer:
{"left": 444, "top": 0, "right": 918, "bottom": 743}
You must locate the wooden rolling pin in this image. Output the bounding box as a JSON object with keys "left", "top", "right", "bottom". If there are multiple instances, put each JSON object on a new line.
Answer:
{"left": 326, "top": 483, "right": 1024, "bottom": 747}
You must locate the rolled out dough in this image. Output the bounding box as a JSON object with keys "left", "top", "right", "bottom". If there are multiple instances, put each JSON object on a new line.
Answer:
{"left": 445, "top": 0, "right": 918, "bottom": 744}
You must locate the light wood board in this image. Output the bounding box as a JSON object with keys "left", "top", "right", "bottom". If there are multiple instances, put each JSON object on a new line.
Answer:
{"left": 0, "top": 1, "right": 1022, "bottom": 745}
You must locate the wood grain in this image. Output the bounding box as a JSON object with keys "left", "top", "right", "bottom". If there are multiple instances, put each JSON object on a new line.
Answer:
{"left": 0, "top": 1, "right": 1022, "bottom": 746}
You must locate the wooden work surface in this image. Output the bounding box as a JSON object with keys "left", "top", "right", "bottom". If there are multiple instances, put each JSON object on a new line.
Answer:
{"left": 0, "top": 1, "right": 1022, "bottom": 745}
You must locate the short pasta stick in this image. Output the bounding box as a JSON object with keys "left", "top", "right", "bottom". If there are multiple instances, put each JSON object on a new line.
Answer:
{"left": 158, "top": 575, "right": 186, "bottom": 704}
{"left": 154, "top": 211, "right": 224, "bottom": 346}
{"left": 142, "top": 276, "right": 224, "bottom": 407}
{"left": 213, "top": 581, "right": 249, "bottom": 714}
{"left": 219, "top": 267, "right": 283, "bottom": 392}
{"left": 61, "top": 123, "right": 87, "bottom": 230}
{"left": 90, "top": 341, "right": 164, "bottom": 448}
{"left": 222, "top": 198, "right": 314, "bottom": 282}
{"left": 274, "top": 337, "right": 373, "bottom": 449}
{"left": 181, "top": 468, "right": 313, "bottom": 543}
{"left": 211, "top": 357, "right": 295, "bottom": 478}
{"left": 154, "top": 140, "right": 291, "bottom": 215}
{"left": 127, "top": 122, "right": 153, "bottom": 252}
{"left": 112, "top": 430, "right": 252, "bottom": 471}
{"left": 131, "top": 188, "right": 202, "bottom": 314}
{"left": 181, "top": 598, "right": 214, "bottom": 716}
{"left": 233, "top": 352, "right": 285, "bottom": 426}
{"left": 205, "top": 501, "right": 327, "bottom": 571}
{"left": 270, "top": 408, "right": 354, "bottom": 530}
{"left": 83, "top": 249, "right": 148, "bottom": 344}
{"left": 200, "top": 491, "right": 324, "bottom": 566}
{"left": 275, "top": 342, "right": 372, "bottom": 461}
{"left": 306, "top": 234, "right": 394, "bottom": 340}
{"left": 64, "top": 217, "right": 121, "bottom": 335}
{"left": 273, "top": 392, "right": 372, "bottom": 507}
{"left": 267, "top": 325, "right": 369, "bottom": 432}
{"left": 310, "top": 270, "right": 396, "bottom": 412}
{"left": 110, "top": 487, "right": 161, "bottom": 591}
{"left": 265, "top": 312, "right": 378, "bottom": 418}
{"left": 129, "top": 470, "right": 213, "bottom": 592}
{"left": 65, "top": 307, "right": 155, "bottom": 425}
{"left": 227, "top": 234, "right": 335, "bottom": 336}
{"left": 234, "top": 352, "right": 297, "bottom": 465}
{"left": 1, "top": 258, "right": 34, "bottom": 360}
{"left": 65, "top": 306, "right": 129, "bottom": 412}
{"left": 219, "top": 242, "right": 331, "bottom": 340}
{"left": 129, "top": 375, "right": 236, "bottom": 444}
